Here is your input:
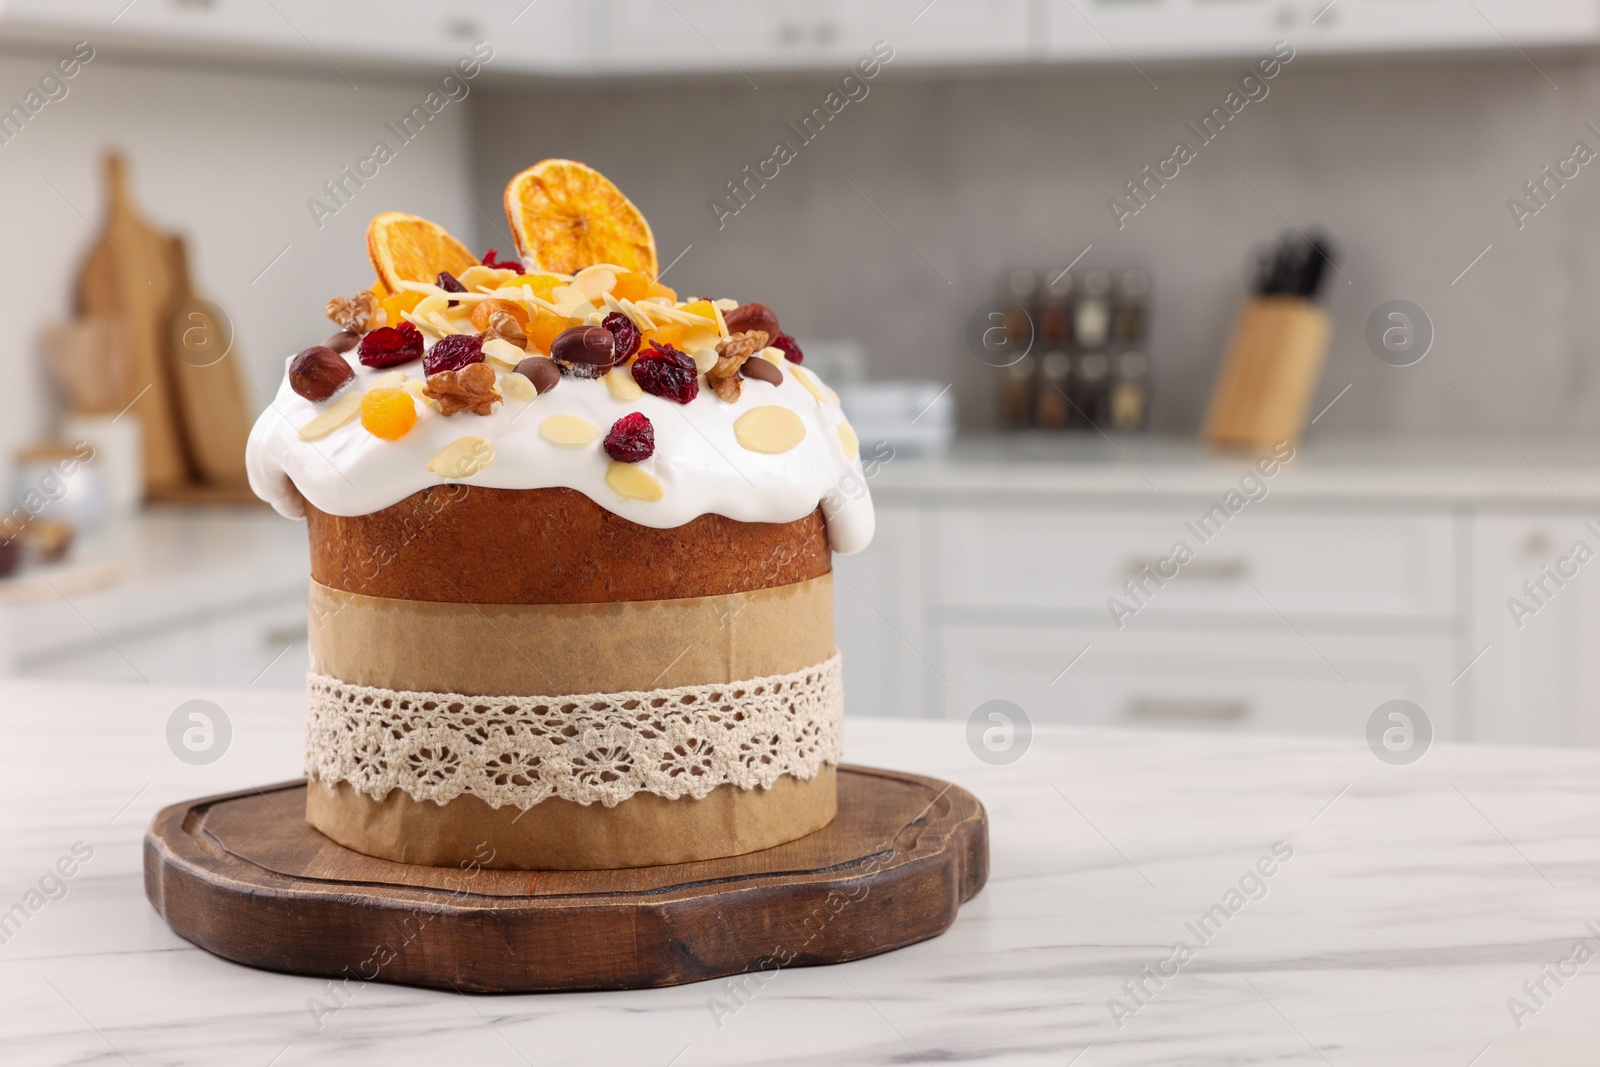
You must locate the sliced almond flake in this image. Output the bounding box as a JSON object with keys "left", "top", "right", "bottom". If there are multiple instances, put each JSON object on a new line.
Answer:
{"left": 400, "top": 310, "right": 442, "bottom": 341}
{"left": 637, "top": 302, "right": 702, "bottom": 326}
{"left": 458, "top": 264, "right": 515, "bottom": 292}
{"left": 297, "top": 391, "right": 362, "bottom": 441}
{"left": 618, "top": 298, "right": 656, "bottom": 331}
{"left": 604, "top": 292, "right": 657, "bottom": 331}
{"left": 713, "top": 298, "right": 738, "bottom": 311}
{"left": 571, "top": 267, "right": 618, "bottom": 298}
{"left": 393, "top": 279, "right": 449, "bottom": 296}
{"left": 605, "top": 461, "right": 663, "bottom": 502}
{"left": 758, "top": 346, "right": 786, "bottom": 365}
{"left": 482, "top": 337, "right": 526, "bottom": 368}
{"left": 494, "top": 286, "right": 563, "bottom": 317}
{"left": 793, "top": 365, "right": 829, "bottom": 405}
{"left": 688, "top": 347, "right": 719, "bottom": 374}
{"left": 604, "top": 366, "right": 643, "bottom": 402}
{"left": 403, "top": 377, "right": 441, "bottom": 411}
{"left": 372, "top": 370, "right": 407, "bottom": 389}
{"left": 540, "top": 414, "right": 599, "bottom": 447}
{"left": 428, "top": 436, "right": 494, "bottom": 479}
{"left": 500, "top": 371, "right": 536, "bottom": 403}
{"left": 413, "top": 293, "right": 449, "bottom": 319}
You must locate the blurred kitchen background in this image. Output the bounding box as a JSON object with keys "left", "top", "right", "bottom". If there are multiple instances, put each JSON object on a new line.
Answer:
{"left": 5, "top": 1, "right": 1600, "bottom": 747}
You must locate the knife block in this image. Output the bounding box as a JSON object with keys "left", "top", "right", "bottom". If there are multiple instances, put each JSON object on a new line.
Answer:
{"left": 1202, "top": 296, "right": 1331, "bottom": 449}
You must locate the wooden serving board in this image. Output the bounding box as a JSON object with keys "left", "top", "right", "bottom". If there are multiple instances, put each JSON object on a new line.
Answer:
{"left": 144, "top": 766, "right": 988, "bottom": 993}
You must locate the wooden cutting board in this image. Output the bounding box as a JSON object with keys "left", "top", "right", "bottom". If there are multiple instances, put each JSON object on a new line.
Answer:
{"left": 143, "top": 766, "right": 990, "bottom": 993}
{"left": 163, "top": 235, "right": 252, "bottom": 487}
{"left": 74, "top": 153, "right": 190, "bottom": 494}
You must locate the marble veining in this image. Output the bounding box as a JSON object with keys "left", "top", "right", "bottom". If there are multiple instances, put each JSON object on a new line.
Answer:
{"left": 2, "top": 679, "right": 1597, "bottom": 1065}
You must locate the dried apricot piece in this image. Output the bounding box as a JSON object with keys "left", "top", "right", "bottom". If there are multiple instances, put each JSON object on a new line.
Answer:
{"left": 527, "top": 308, "right": 580, "bottom": 355}
{"left": 506, "top": 274, "right": 563, "bottom": 301}
{"left": 639, "top": 323, "right": 688, "bottom": 351}
{"left": 470, "top": 298, "right": 529, "bottom": 331}
{"left": 504, "top": 160, "right": 658, "bottom": 277}
{"left": 360, "top": 387, "right": 418, "bottom": 440}
{"left": 611, "top": 270, "right": 652, "bottom": 303}
{"left": 378, "top": 289, "right": 425, "bottom": 329}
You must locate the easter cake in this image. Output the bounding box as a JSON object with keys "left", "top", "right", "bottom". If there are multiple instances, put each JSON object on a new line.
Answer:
{"left": 245, "top": 161, "right": 873, "bottom": 869}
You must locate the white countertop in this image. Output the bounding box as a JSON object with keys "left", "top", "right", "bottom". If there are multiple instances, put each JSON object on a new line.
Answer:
{"left": 872, "top": 435, "right": 1600, "bottom": 507}
{"left": 0, "top": 506, "right": 308, "bottom": 668}
{"left": 3, "top": 679, "right": 1596, "bottom": 1065}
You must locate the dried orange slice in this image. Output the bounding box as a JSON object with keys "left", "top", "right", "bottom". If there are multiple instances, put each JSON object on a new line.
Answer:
{"left": 504, "top": 160, "right": 658, "bottom": 278}
{"left": 366, "top": 212, "right": 478, "bottom": 294}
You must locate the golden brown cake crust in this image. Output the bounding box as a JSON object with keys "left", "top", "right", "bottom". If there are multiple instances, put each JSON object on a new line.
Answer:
{"left": 306, "top": 485, "right": 831, "bottom": 604}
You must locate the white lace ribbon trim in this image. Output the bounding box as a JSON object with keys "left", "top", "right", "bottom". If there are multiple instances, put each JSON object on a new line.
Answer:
{"left": 305, "top": 653, "right": 843, "bottom": 810}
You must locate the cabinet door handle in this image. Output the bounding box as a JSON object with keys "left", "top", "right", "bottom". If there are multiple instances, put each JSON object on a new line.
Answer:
{"left": 1125, "top": 697, "right": 1250, "bottom": 722}
{"left": 1124, "top": 558, "right": 1248, "bottom": 581}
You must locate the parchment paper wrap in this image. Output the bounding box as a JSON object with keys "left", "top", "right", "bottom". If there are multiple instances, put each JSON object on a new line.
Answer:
{"left": 303, "top": 575, "right": 840, "bottom": 869}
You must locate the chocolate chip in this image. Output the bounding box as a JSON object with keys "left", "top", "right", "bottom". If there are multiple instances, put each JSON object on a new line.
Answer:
{"left": 325, "top": 330, "right": 360, "bottom": 354}
{"left": 515, "top": 356, "right": 561, "bottom": 395}
{"left": 740, "top": 356, "right": 783, "bottom": 386}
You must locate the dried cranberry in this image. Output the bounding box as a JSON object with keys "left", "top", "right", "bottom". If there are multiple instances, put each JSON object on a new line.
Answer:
{"left": 424, "top": 333, "right": 485, "bottom": 376}
{"left": 771, "top": 331, "right": 803, "bottom": 364}
{"left": 481, "top": 248, "right": 524, "bottom": 274}
{"left": 358, "top": 321, "right": 424, "bottom": 368}
{"left": 631, "top": 343, "right": 699, "bottom": 404}
{"left": 601, "top": 312, "right": 641, "bottom": 360}
{"left": 604, "top": 412, "right": 655, "bottom": 462}
{"left": 437, "top": 271, "right": 466, "bottom": 307}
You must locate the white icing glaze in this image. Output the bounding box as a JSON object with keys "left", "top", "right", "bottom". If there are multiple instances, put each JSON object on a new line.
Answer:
{"left": 245, "top": 348, "right": 875, "bottom": 554}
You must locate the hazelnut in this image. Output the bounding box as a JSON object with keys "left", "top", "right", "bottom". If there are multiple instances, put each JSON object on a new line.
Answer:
{"left": 724, "top": 302, "right": 780, "bottom": 337}
{"left": 550, "top": 325, "right": 618, "bottom": 378}
{"left": 290, "top": 345, "right": 355, "bottom": 402}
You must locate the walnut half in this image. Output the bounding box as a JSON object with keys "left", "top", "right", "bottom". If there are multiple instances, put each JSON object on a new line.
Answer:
{"left": 708, "top": 329, "right": 770, "bottom": 403}
{"left": 423, "top": 363, "right": 501, "bottom": 416}
{"left": 326, "top": 291, "right": 377, "bottom": 334}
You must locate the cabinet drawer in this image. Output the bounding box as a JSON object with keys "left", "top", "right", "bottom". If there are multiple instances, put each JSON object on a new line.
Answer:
{"left": 939, "top": 623, "right": 1457, "bottom": 740}
{"left": 936, "top": 507, "right": 1455, "bottom": 619}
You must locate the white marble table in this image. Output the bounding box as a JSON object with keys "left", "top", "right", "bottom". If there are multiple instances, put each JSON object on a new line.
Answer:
{"left": 2, "top": 679, "right": 1597, "bottom": 1066}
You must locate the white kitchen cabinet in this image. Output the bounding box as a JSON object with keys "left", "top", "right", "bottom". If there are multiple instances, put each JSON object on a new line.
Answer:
{"left": 1466, "top": 512, "right": 1600, "bottom": 746}
{"left": 935, "top": 506, "right": 1455, "bottom": 621}
{"left": 598, "top": 0, "right": 1030, "bottom": 73}
{"left": 834, "top": 504, "right": 933, "bottom": 718}
{"left": 0, "top": 0, "right": 598, "bottom": 74}
{"left": 834, "top": 439, "right": 1600, "bottom": 748}
{"left": 938, "top": 622, "right": 1457, "bottom": 738}
{"left": 1043, "top": 0, "right": 1600, "bottom": 62}
{"left": 15, "top": 592, "right": 310, "bottom": 689}
{"left": 6, "top": 0, "right": 1585, "bottom": 76}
